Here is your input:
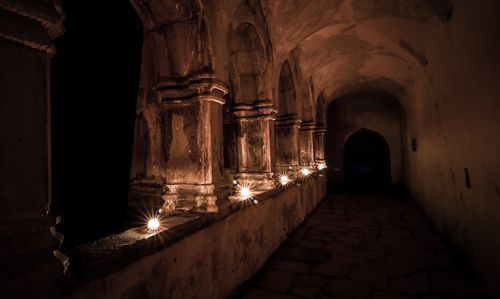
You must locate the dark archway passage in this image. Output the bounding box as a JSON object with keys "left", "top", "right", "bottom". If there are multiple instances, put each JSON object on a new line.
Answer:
{"left": 344, "top": 130, "right": 391, "bottom": 190}
{"left": 51, "top": 1, "right": 143, "bottom": 248}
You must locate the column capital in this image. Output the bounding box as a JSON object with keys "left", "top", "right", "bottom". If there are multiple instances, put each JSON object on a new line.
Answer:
{"left": 0, "top": 0, "right": 64, "bottom": 55}
{"left": 155, "top": 72, "right": 228, "bottom": 105}
{"left": 275, "top": 113, "right": 301, "bottom": 127}
{"left": 300, "top": 120, "right": 316, "bottom": 131}
{"left": 232, "top": 99, "right": 277, "bottom": 119}
{"left": 314, "top": 124, "right": 327, "bottom": 134}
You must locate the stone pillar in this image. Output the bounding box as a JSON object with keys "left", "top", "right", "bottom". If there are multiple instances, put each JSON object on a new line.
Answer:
{"left": 129, "top": 73, "right": 228, "bottom": 213}
{"left": 299, "top": 120, "right": 316, "bottom": 167}
{"left": 313, "top": 124, "right": 327, "bottom": 166}
{"left": 275, "top": 114, "right": 302, "bottom": 174}
{"left": 233, "top": 100, "right": 277, "bottom": 191}
{"left": 223, "top": 105, "right": 238, "bottom": 172}
{"left": 0, "top": 1, "right": 66, "bottom": 297}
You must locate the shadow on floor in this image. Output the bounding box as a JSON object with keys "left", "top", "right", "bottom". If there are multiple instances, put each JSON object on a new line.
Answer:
{"left": 228, "top": 192, "right": 486, "bottom": 299}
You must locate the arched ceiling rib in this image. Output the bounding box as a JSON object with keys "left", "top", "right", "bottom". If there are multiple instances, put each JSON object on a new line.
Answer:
{"left": 297, "top": 19, "right": 428, "bottom": 106}
{"left": 258, "top": 0, "right": 444, "bottom": 105}
{"left": 261, "top": 0, "right": 441, "bottom": 63}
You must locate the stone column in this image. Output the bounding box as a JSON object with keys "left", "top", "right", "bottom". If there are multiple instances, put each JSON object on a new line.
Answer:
{"left": 275, "top": 114, "right": 302, "bottom": 174}
{"left": 0, "top": 1, "right": 66, "bottom": 297}
{"left": 299, "top": 120, "right": 316, "bottom": 167}
{"left": 233, "top": 100, "right": 277, "bottom": 191}
{"left": 313, "top": 124, "right": 327, "bottom": 166}
{"left": 129, "top": 73, "right": 228, "bottom": 213}
{"left": 223, "top": 105, "right": 238, "bottom": 172}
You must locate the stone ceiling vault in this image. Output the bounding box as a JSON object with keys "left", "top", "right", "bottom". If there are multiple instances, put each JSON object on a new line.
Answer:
{"left": 256, "top": 0, "right": 450, "bottom": 107}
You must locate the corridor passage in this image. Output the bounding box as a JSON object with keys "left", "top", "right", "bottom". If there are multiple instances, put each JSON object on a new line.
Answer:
{"left": 237, "top": 194, "right": 483, "bottom": 299}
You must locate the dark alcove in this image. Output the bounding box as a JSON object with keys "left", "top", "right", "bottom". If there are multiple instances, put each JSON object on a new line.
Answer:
{"left": 343, "top": 129, "right": 391, "bottom": 191}
{"left": 51, "top": 1, "right": 143, "bottom": 248}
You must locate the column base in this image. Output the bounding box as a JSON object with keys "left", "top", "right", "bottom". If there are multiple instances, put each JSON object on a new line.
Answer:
{"left": 163, "top": 184, "right": 218, "bottom": 213}
{"left": 275, "top": 164, "right": 300, "bottom": 179}
{"left": 315, "top": 159, "right": 327, "bottom": 171}
{"left": 235, "top": 172, "right": 275, "bottom": 191}
{"left": 128, "top": 182, "right": 219, "bottom": 217}
{"left": 128, "top": 181, "right": 167, "bottom": 210}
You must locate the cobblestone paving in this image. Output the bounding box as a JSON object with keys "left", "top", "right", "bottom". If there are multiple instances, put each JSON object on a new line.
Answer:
{"left": 237, "top": 194, "right": 484, "bottom": 299}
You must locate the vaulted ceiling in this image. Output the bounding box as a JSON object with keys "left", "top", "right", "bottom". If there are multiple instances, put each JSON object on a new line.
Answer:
{"left": 258, "top": 0, "right": 451, "bottom": 104}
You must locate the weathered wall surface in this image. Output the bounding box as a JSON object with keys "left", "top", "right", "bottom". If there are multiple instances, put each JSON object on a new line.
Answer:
{"left": 405, "top": 1, "right": 500, "bottom": 297}
{"left": 326, "top": 93, "right": 403, "bottom": 184}
{"left": 0, "top": 1, "right": 66, "bottom": 296}
{"left": 67, "top": 176, "right": 326, "bottom": 299}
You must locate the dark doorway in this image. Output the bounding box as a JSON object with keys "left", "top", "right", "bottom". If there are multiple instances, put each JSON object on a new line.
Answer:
{"left": 343, "top": 129, "right": 391, "bottom": 191}
{"left": 51, "top": 1, "right": 143, "bottom": 248}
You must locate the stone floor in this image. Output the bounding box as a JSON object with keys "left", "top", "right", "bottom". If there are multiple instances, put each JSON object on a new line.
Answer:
{"left": 235, "top": 194, "right": 484, "bottom": 299}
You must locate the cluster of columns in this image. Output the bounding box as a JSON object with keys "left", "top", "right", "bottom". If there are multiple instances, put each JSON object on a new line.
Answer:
{"left": 124, "top": 4, "right": 327, "bottom": 214}
{"left": 0, "top": 0, "right": 327, "bottom": 247}
{"left": 274, "top": 116, "right": 326, "bottom": 175}
{"left": 232, "top": 106, "right": 326, "bottom": 190}
{"left": 0, "top": 0, "right": 326, "bottom": 294}
{"left": 129, "top": 93, "right": 327, "bottom": 213}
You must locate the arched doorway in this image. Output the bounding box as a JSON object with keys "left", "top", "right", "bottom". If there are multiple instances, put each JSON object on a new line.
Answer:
{"left": 343, "top": 129, "right": 391, "bottom": 190}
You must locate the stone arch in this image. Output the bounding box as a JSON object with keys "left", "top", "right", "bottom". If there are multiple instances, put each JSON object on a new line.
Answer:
{"left": 325, "top": 90, "right": 403, "bottom": 187}
{"left": 229, "top": 22, "right": 269, "bottom": 104}
{"left": 130, "top": 0, "right": 213, "bottom": 80}
{"left": 278, "top": 61, "right": 297, "bottom": 115}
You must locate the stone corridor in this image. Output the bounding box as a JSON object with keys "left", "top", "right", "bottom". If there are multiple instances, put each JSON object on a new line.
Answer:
{"left": 235, "top": 194, "right": 483, "bottom": 299}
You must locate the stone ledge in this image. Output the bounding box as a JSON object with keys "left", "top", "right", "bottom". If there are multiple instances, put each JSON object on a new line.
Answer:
{"left": 65, "top": 172, "right": 327, "bottom": 299}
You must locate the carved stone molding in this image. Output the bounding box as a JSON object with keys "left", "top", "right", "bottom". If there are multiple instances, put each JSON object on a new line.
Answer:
{"left": 155, "top": 72, "right": 228, "bottom": 105}
{"left": 233, "top": 99, "right": 277, "bottom": 119}
{"left": 0, "top": 0, "right": 64, "bottom": 54}
{"left": 275, "top": 113, "right": 302, "bottom": 128}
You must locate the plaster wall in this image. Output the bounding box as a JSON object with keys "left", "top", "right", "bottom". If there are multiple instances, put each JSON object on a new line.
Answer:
{"left": 405, "top": 1, "right": 500, "bottom": 297}
{"left": 67, "top": 176, "right": 327, "bottom": 299}
{"left": 325, "top": 94, "right": 403, "bottom": 185}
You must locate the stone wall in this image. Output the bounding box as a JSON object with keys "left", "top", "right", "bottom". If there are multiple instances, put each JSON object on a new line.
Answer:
{"left": 404, "top": 1, "right": 500, "bottom": 298}
{"left": 66, "top": 175, "right": 326, "bottom": 299}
